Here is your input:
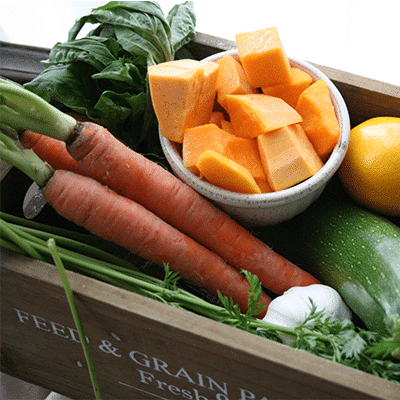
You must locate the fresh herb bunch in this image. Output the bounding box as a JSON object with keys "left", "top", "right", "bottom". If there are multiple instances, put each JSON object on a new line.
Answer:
{"left": 233, "top": 273, "right": 400, "bottom": 384}
{"left": 24, "top": 1, "right": 196, "bottom": 154}
{"left": 258, "top": 305, "right": 400, "bottom": 383}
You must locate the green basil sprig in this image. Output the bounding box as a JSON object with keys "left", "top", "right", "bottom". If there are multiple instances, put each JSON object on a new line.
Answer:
{"left": 24, "top": 1, "right": 196, "bottom": 153}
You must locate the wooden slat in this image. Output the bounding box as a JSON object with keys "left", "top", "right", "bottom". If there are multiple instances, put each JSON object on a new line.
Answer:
{"left": 0, "top": 40, "right": 47, "bottom": 83}
{"left": 312, "top": 62, "right": 400, "bottom": 127}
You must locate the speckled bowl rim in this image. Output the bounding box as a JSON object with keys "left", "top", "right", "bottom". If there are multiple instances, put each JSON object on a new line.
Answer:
{"left": 159, "top": 49, "right": 350, "bottom": 208}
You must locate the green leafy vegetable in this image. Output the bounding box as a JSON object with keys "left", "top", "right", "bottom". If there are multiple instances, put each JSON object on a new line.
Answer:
{"left": 24, "top": 1, "right": 196, "bottom": 153}
{"left": 42, "top": 37, "right": 120, "bottom": 70}
{"left": 167, "top": 1, "right": 197, "bottom": 54}
{"left": 67, "top": 1, "right": 173, "bottom": 64}
{"left": 288, "top": 308, "right": 400, "bottom": 382}
{"left": 218, "top": 270, "right": 267, "bottom": 331}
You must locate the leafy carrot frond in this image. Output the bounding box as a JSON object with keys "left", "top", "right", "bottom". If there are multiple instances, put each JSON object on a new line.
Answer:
{"left": 162, "top": 263, "right": 181, "bottom": 290}
{"left": 242, "top": 270, "right": 267, "bottom": 318}
{"left": 367, "top": 317, "right": 400, "bottom": 360}
{"left": 218, "top": 294, "right": 246, "bottom": 328}
{"left": 217, "top": 271, "right": 267, "bottom": 330}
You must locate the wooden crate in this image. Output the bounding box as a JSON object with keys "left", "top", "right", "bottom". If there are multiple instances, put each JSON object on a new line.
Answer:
{"left": 1, "top": 35, "right": 400, "bottom": 400}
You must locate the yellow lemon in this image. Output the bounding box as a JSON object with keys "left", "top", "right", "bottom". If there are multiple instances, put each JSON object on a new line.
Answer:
{"left": 338, "top": 116, "right": 400, "bottom": 216}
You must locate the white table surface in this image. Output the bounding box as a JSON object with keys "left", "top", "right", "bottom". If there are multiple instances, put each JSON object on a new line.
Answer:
{"left": 1, "top": 0, "right": 399, "bottom": 87}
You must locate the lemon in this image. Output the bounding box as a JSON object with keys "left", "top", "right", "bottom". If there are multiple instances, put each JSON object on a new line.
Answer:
{"left": 338, "top": 116, "right": 400, "bottom": 216}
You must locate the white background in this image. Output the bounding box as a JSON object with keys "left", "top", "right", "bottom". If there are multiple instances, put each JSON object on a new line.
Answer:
{"left": 0, "top": 0, "right": 399, "bottom": 86}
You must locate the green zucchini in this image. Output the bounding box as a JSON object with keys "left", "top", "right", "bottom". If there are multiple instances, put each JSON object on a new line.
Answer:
{"left": 258, "top": 177, "right": 400, "bottom": 335}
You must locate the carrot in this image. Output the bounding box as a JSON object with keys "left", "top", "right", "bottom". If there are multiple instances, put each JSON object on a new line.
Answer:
{"left": 67, "top": 122, "right": 320, "bottom": 295}
{"left": 0, "top": 131, "right": 270, "bottom": 317}
{"left": 42, "top": 169, "right": 270, "bottom": 316}
{"left": 1, "top": 79, "right": 320, "bottom": 295}
{"left": 20, "top": 130, "right": 86, "bottom": 175}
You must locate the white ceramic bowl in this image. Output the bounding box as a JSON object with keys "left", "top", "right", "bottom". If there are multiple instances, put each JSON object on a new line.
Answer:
{"left": 159, "top": 49, "right": 350, "bottom": 227}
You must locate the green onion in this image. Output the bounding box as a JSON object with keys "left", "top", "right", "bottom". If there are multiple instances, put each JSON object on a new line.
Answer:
{"left": 47, "top": 238, "right": 102, "bottom": 400}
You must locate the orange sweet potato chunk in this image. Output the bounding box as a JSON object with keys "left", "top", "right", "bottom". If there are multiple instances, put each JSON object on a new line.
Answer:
{"left": 196, "top": 61, "right": 220, "bottom": 126}
{"left": 209, "top": 111, "right": 225, "bottom": 127}
{"left": 182, "top": 123, "right": 231, "bottom": 175}
{"left": 224, "top": 136, "right": 268, "bottom": 187}
{"left": 295, "top": 79, "right": 340, "bottom": 161}
{"left": 221, "top": 120, "right": 234, "bottom": 134}
{"left": 183, "top": 123, "right": 268, "bottom": 189}
{"left": 257, "top": 124, "right": 324, "bottom": 191}
{"left": 261, "top": 67, "right": 313, "bottom": 108}
{"left": 148, "top": 59, "right": 219, "bottom": 143}
{"left": 216, "top": 54, "right": 257, "bottom": 109}
{"left": 197, "top": 150, "right": 262, "bottom": 194}
{"left": 235, "top": 26, "right": 292, "bottom": 88}
{"left": 224, "top": 94, "right": 302, "bottom": 138}
{"left": 256, "top": 179, "right": 274, "bottom": 193}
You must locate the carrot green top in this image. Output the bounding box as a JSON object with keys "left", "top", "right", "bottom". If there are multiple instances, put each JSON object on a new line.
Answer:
{"left": 0, "top": 129, "right": 53, "bottom": 187}
{"left": 0, "top": 78, "right": 76, "bottom": 141}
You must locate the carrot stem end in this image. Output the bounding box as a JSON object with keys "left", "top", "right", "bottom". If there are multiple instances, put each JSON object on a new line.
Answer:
{"left": 0, "top": 78, "right": 76, "bottom": 141}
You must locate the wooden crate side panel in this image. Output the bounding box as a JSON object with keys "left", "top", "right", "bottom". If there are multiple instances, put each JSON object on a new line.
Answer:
{"left": 313, "top": 62, "right": 400, "bottom": 127}
{"left": 186, "top": 32, "right": 236, "bottom": 59}
{"left": 0, "top": 40, "right": 47, "bottom": 83}
{"left": 2, "top": 249, "right": 399, "bottom": 400}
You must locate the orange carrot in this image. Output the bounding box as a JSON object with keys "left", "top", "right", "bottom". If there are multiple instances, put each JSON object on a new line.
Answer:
{"left": 66, "top": 122, "right": 320, "bottom": 295}
{"left": 20, "top": 130, "right": 85, "bottom": 175}
{"left": 42, "top": 169, "right": 270, "bottom": 317}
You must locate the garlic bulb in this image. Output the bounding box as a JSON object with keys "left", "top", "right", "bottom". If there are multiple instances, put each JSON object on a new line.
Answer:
{"left": 262, "top": 284, "right": 352, "bottom": 344}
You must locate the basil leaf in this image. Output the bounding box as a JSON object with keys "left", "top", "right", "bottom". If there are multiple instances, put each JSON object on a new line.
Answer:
{"left": 114, "top": 24, "right": 168, "bottom": 65}
{"left": 24, "top": 1, "right": 197, "bottom": 152}
{"left": 26, "top": 63, "right": 101, "bottom": 115}
{"left": 92, "top": 90, "right": 150, "bottom": 149}
{"left": 68, "top": 1, "right": 170, "bottom": 41}
{"left": 91, "top": 58, "right": 145, "bottom": 90}
{"left": 91, "top": 90, "right": 147, "bottom": 122}
{"left": 167, "top": 1, "right": 196, "bottom": 54}
{"left": 68, "top": 1, "right": 173, "bottom": 63}
{"left": 42, "top": 37, "right": 120, "bottom": 70}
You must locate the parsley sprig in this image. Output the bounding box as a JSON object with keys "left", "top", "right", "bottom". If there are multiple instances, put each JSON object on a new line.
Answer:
{"left": 277, "top": 306, "right": 400, "bottom": 382}
{"left": 221, "top": 271, "right": 400, "bottom": 384}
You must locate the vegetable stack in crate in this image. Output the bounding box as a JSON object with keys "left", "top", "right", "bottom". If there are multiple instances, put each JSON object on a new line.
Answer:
{"left": 1, "top": 1, "right": 400, "bottom": 399}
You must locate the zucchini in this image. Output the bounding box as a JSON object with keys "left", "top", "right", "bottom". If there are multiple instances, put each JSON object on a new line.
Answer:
{"left": 258, "top": 176, "right": 400, "bottom": 335}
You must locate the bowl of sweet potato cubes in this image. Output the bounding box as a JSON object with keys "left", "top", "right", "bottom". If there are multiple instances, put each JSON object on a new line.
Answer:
{"left": 149, "top": 26, "right": 350, "bottom": 227}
